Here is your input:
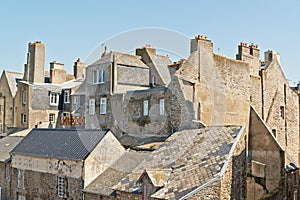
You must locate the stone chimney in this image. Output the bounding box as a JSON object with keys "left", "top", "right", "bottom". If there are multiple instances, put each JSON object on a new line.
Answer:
{"left": 264, "top": 50, "right": 280, "bottom": 64}
{"left": 50, "top": 61, "right": 67, "bottom": 84}
{"left": 73, "top": 58, "right": 86, "bottom": 79}
{"left": 190, "top": 35, "right": 213, "bottom": 54}
{"left": 23, "top": 41, "right": 45, "bottom": 83}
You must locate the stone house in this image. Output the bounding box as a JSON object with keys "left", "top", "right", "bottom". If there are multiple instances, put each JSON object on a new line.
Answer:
{"left": 0, "top": 136, "right": 23, "bottom": 200}
{"left": 0, "top": 70, "right": 23, "bottom": 134}
{"left": 13, "top": 41, "right": 86, "bottom": 130}
{"left": 9, "top": 128, "right": 125, "bottom": 200}
{"left": 84, "top": 46, "right": 203, "bottom": 136}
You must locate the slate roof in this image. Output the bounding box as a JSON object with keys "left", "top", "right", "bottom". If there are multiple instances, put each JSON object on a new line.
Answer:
{"left": 149, "top": 54, "right": 172, "bottom": 85}
{"left": 11, "top": 129, "right": 107, "bottom": 161}
{"left": 91, "top": 51, "right": 148, "bottom": 69}
{"left": 0, "top": 136, "right": 23, "bottom": 162}
{"left": 4, "top": 70, "right": 23, "bottom": 97}
{"left": 113, "top": 126, "right": 244, "bottom": 199}
{"left": 84, "top": 150, "right": 149, "bottom": 196}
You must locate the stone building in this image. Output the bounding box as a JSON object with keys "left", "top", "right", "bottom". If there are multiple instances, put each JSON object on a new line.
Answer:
{"left": 84, "top": 46, "right": 203, "bottom": 136}
{"left": 0, "top": 136, "right": 23, "bottom": 200}
{"left": 0, "top": 70, "right": 23, "bottom": 134}
{"left": 10, "top": 128, "right": 125, "bottom": 200}
{"left": 12, "top": 41, "right": 86, "bottom": 130}
{"left": 82, "top": 35, "right": 300, "bottom": 199}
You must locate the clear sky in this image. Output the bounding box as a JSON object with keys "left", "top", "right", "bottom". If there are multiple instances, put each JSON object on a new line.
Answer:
{"left": 1, "top": 0, "right": 300, "bottom": 83}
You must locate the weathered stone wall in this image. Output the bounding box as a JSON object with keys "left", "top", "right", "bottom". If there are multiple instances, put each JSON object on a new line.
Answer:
{"left": 250, "top": 75, "right": 262, "bottom": 116}
{"left": 10, "top": 167, "right": 82, "bottom": 200}
{"left": 84, "top": 131, "right": 125, "bottom": 187}
{"left": 115, "top": 191, "right": 142, "bottom": 200}
{"left": 248, "top": 107, "right": 285, "bottom": 195}
{"left": 11, "top": 155, "right": 83, "bottom": 178}
{"left": 14, "top": 82, "right": 30, "bottom": 129}
{"left": 0, "top": 162, "right": 11, "bottom": 200}
{"left": 178, "top": 39, "right": 250, "bottom": 127}
{"left": 261, "top": 59, "right": 299, "bottom": 164}
{"left": 220, "top": 132, "right": 247, "bottom": 200}
{"left": 0, "top": 72, "right": 14, "bottom": 131}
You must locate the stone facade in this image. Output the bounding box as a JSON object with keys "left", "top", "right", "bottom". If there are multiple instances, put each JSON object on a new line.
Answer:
{"left": 0, "top": 162, "right": 11, "bottom": 200}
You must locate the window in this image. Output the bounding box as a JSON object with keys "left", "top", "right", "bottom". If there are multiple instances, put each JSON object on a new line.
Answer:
{"left": 50, "top": 93, "right": 59, "bottom": 106}
{"left": 93, "top": 69, "right": 104, "bottom": 84}
{"left": 280, "top": 106, "right": 284, "bottom": 119}
{"left": 21, "top": 114, "right": 26, "bottom": 124}
{"left": 57, "top": 176, "right": 64, "bottom": 198}
{"left": 18, "top": 169, "right": 24, "bottom": 189}
{"left": 159, "top": 99, "right": 165, "bottom": 115}
{"left": 22, "top": 91, "right": 27, "bottom": 104}
{"left": 89, "top": 99, "right": 95, "bottom": 115}
{"left": 143, "top": 100, "right": 149, "bottom": 116}
{"left": 272, "top": 129, "right": 276, "bottom": 137}
{"left": 73, "top": 96, "right": 78, "bottom": 104}
{"left": 100, "top": 98, "right": 107, "bottom": 114}
{"left": 64, "top": 90, "right": 70, "bottom": 103}
{"left": 49, "top": 114, "right": 55, "bottom": 122}
{"left": 152, "top": 76, "right": 156, "bottom": 87}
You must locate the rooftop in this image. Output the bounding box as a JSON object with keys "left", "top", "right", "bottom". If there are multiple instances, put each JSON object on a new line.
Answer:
{"left": 11, "top": 129, "right": 108, "bottom": 161}
{"left": 0, "top": 136, "right": 23, "bottom": 162}
{"left": 114, "top": 126, "right": 244, "bottom": 199}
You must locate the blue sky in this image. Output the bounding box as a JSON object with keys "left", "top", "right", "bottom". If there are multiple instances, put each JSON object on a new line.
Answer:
{"left": 1, "top": 0, "right": 300, "bottom": 83}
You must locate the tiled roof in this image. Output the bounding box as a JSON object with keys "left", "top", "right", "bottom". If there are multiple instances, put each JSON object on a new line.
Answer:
{"left": 114, "top": 126, "right": 244, "bottom": 199}
{"left": 84, "top": 150, "right": 149, "bottom": 196}
{"left": 11, "top": 129, "right": 107, "bottom": 161}
{"left": 150, "top": 54, "right": 172, "bottom": 85}
{"left": 4, "top": 70, "right": 23, "bottom": 97}
{"left": 0, "top": 136, "right": 23, "bottom": 162}
{"left": 137, "top": 169, "right": 172, "bottom": 187}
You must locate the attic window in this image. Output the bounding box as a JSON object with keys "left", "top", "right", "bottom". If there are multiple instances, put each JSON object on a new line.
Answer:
{"left": 50, "top": 93, "right": 59, "bottom": 106}
{"left": 93, "top": 69, "right": 105, "bottom": 84}
{"left": 280, "top": 106, "right": 284, "bottom": 119}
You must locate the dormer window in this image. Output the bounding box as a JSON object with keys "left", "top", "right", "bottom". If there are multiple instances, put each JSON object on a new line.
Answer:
{"left": 50, "top": 93, "right": 59, "bottom": 106}
{"left": 93, "top": 69, "right": 105, "bottom": 84}
{"left": 64, "top": 91, "right": 70, "bottom": 103}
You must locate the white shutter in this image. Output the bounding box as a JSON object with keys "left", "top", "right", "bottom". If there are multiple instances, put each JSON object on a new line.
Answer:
{"left": 89, "top": 99, "right": 95, "bottom": 115}
{"left": 143, "top": 100, "right": 149, "bottom": 116}
{"left": 100, "top": 98, "right": 107, "bottom": 114}
{"left": 160, "top": 99, "right": 165, "bottom": 115}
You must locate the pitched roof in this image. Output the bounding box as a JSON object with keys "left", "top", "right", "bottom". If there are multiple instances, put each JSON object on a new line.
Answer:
{"left": 4, "top": 70, "right": 23, "bottom": 97}
{"left": 149, "top": 54, "right": 172, "bottom": 85}
{"left": 84, "top": 150, "right": 149, "bottom": 196}
{"left": 90, "top": 51, "right": 148, "bottom": 69}
{"left": 11, "top": 129, "right": 107, "bottom": 161}
{"left": 114, "top": 126, "right": 244, "bottom": 199}
{"left": 0, "top": 136, "right": 23, "bottom": 162}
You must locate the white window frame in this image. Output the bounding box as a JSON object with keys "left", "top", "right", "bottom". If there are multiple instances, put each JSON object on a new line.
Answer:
{"left": 73, "top": 96, "right": 78, "bottom": 104}
{"left": 159, "top": 99, "right": 165, "bottom": 115}
{"left": 93, "top": 69, "right": 104, "bottom": 84}
{"left": 21, "top": 114, "right": 26, "bottom": 124}
{"left": 57, "top": 176, "right": 64, "bottom": 198}
{"left": 17, "top": 169, "right": 24, "bottom": 189}
{"left": 143, "top": 100, "right": 149, "bottom": 116}
{"left": 50, "top": 93, "right": 59, "bottom": 106}
{"left": 64, "top": 90, "right": 70, "bottom": 103}
{"left": 49, "top": 113, "right": 55, "bottom": 122}
{"left": 89, "top": 99, "right": 95, "bottom": 115}
{"left": 100, "top": 98, "right": 107, "bottom": 114}
{"left": 22, "top": 90, "right": 27, "bottom": 104}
